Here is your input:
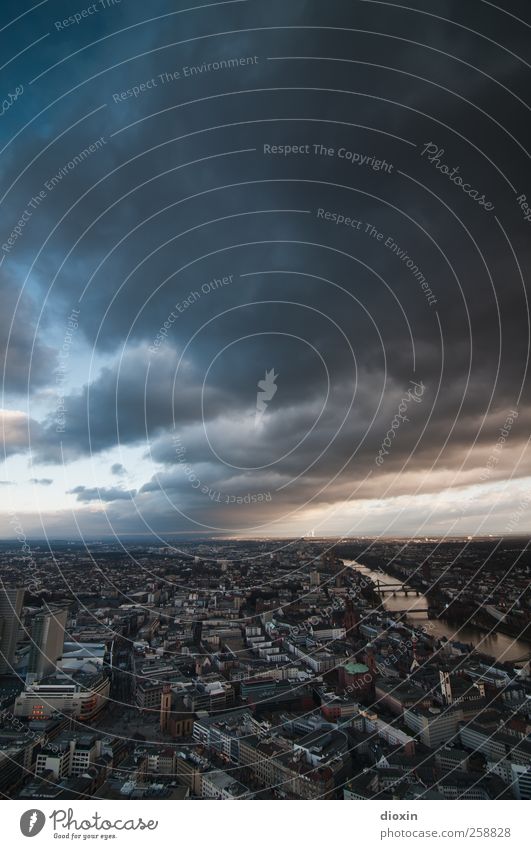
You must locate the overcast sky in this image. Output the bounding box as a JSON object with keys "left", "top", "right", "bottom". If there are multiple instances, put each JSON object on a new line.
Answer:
{"left": 1, "top": 0, "right": 530, "bottom": 540}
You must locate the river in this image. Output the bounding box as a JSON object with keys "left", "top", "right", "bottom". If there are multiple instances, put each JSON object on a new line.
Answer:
{"left": 345, "top": 560, "right": 530, "bottom": 664}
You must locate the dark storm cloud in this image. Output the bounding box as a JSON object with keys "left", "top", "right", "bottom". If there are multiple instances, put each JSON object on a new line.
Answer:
{"left": 33, "top": 342, "right": 236, "bottom": 462}
{"left": 1, "top": 0, "right": 530, "bottom": 533}
{"left": 0, "top": 273, "right": 57, "bottom": 394}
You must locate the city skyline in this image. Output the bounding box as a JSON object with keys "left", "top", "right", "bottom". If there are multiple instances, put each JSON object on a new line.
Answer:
{"left": 0, "top": 537, "right": 529, "bottom": 802}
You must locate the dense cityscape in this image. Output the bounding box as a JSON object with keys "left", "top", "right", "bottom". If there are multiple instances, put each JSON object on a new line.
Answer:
{"left": 0, "top": 537, "right": 529, "bottom": 801}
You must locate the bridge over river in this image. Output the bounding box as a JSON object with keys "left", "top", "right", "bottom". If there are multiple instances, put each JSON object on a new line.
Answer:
{"left": 374, "top": 579, "right": 422, "bottom": 597}
{"left": 346, "top": 559, "right": 530, "bottom": 663}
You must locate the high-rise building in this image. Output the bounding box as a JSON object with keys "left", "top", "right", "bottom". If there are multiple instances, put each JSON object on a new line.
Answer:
{"left": 27, "top": 608, "right": 68, "bottom": 679}
{"left": 344, "top": 598, "right": 359, "bottom": 636}
{"left": 160, "top": 683, "right": 172, "bottom": 732}
{"left": 440, "top": 669, "right": 453, "bottom": 704}
{"left": 0, "top": 587, "right": 24, "bottom": 674}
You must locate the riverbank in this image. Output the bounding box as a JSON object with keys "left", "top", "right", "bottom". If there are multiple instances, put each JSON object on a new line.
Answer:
{"left": 375, "top": 559, "right": 530, "bottom": 647}
{"left": 344, "top": 559, "right": 530, "bottom": 664}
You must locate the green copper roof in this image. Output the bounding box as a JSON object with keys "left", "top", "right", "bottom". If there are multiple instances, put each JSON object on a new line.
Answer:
{"left": 344, "top": 662, "right": 369, "bottom": 674}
